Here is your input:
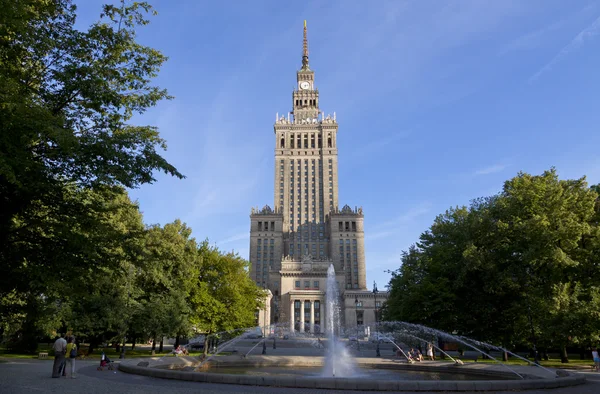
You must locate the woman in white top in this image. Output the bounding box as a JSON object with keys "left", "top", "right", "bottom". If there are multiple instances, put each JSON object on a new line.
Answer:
{"left": 426, "top": 342, "right": 434, "bottom": 361}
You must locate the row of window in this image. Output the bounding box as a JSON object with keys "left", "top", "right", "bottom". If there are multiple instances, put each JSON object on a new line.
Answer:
{"left": 354, "top": 301, "right": 381, "bottom": 308}
{"left": 339, "top": 221, "right": 357, "bottom": 232}
{"left": 290, "top": 225, "right": 325, "bottom": 240}
{"left": 258, "top": 222, "right": 276, "bottom": 232}
{"left": 294, "top": 280, "right": 320, "bottom": 289}
{"left": 279, "top": 134, "right": 333, "bottom": 149}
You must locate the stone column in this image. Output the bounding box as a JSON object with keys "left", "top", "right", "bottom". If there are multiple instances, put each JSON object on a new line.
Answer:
{"left": 310, "top": 300, "right": 315, "bottom": 334}
{"left": 300, "top": 300, "right": 305, "bottom": 333}
{"left": 289, "top": 299, "right": 294, "bottom": 334}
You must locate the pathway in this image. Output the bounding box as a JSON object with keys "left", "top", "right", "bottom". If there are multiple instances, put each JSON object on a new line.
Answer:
{"left": 0, "top": 358, "right": 598, "bottom": 393}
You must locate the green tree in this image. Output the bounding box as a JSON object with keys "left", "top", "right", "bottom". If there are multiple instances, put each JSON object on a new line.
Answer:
{"left": 0, "top": 0, "right": 182, "bottom": 293}
{"left": 0, "top": 0, "right": 183, "bottom": 350}
{"left": 133, "top": 221, "right": 198, "bottom": 351}
{"left": 385, "top": 169, "right": 600, "bottom": 362}
{"left": 189, "top": 242, "right": 265, "bottom": 356}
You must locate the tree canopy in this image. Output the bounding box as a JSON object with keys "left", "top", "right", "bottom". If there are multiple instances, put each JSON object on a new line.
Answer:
{"left": 384, "top": 169, "right": 600, "bottom": 362}
{"left": 0, "top": 0, "right": 263, "bottom": 354}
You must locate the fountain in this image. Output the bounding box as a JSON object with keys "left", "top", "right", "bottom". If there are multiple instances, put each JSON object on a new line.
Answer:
{"left": 118, "top": 266, "right": 587, "bottom": 391}
{"left": 322, "top": 264, "right": 356, "bottom": 377}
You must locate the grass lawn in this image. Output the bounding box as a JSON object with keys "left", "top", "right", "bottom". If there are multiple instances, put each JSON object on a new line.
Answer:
{"left": 454, "top": 356, "right": 594, "bottom": 369}
{"left": 0, "top": 345, "right": 222, "bottom": 361}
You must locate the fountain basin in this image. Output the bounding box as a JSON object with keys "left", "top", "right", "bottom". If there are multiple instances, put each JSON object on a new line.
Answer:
{"left": 118, "top": 355, "right": 586, "bottom": 391}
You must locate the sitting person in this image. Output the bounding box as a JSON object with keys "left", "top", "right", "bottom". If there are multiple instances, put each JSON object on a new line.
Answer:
{"left": 414, "top": 348, "right": 424, "bottom": 362}
{"left": 173, "top": 345, "right": 185, "bottom": 356}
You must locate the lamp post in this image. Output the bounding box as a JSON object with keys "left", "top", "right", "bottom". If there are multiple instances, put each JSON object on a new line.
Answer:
{"left": 354, "top": 297, "right": 360, "bottom": 352}
{"left": 262, "top": 287, "right": 268, "bottom": 355}
{"left": 273, "top": 305, "right": 278, "bottom": 349}
{"left": 373, "top": 281, "right": 380, "bottom": 357}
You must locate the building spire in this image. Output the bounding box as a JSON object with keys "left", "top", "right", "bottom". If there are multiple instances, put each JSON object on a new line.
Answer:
{"left": 302, "top": 20, "right": 309, "bottom": 70}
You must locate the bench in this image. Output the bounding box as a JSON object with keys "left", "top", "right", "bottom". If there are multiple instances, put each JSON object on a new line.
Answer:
{"left": 38, "top": 352, "right": 48, "bottom": 359}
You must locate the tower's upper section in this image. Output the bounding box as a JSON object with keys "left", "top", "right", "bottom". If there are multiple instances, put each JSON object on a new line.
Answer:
{"left": 294, "top": 21, "right": 318, "bottom": 121}
{"left": 301, "top": 20, "right": 309, "bottom": 70}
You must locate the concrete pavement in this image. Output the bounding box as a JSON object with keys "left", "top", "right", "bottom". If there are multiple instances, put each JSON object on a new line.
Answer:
{"left": 1, "top": 357, "right": 598, "bottom": 393}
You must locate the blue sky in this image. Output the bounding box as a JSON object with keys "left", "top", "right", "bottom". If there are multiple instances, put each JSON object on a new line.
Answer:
{"left": 76, "top": 0, "right": 600, "bottom": 290}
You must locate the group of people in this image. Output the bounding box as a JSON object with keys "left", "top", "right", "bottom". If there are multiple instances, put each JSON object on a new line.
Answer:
{"left": 51, "top": 334, "right": 77, "bottom": 378}
{"left": 396, "top": 343, "right": 436, "bottom": 362}
{"left": 173, "top": 345, "right": 189, "bottom": 356}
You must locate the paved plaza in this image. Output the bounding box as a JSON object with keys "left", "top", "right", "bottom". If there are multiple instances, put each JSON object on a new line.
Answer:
{"left": 1, "top": 356, "right": 599, "bottom": 394}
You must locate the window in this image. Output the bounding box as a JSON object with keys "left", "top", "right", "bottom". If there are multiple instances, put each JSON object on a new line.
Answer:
{"left": 314, "top": 281, "right": 319, "bottom": 289}
{"left": 356, "top": 311, "right": 364, "bottom": 325}
{"left": 258, "top": 222, "right": 262, "bottom": 231}
{"left": 304, "top": 280, "right": 310, "bottom": 289}
{"left": 375, "top": 301, "right": 381, "bottom": 307}
{"left": 257, "top": 240, "right": 262, "bottom": 245}
{"left": 295, "top": 281, "right": 301, "bottom": 289}
{"left": 355, "top": 301, "right": 363, "bottom": 307}
{"left": 270, "top": 239, "right": 275, "bottom": 245}
{"left": 352, "top": 221, "right": 356, "bottom": 232}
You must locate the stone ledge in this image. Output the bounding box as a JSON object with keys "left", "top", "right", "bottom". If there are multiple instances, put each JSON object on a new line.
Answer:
{"left": 117, "top": 362, "right": 587, "bottom": 391}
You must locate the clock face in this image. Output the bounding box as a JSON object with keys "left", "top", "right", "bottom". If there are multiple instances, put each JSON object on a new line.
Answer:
{"left": 300, "top": 81, "right": 310, "bottom": 90}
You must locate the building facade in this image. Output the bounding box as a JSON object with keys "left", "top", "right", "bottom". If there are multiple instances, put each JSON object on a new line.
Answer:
{"left": 249, "top": 21, "right": 387, "bottom": 334}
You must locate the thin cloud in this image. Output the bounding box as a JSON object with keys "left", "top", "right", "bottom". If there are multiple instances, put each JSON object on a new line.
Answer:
{"left": 217, "top": 232, "right": 249, "bottom": 245}
{"left": 529, "top": 14, "right": 600, "bottom": 83}
{"left": 498, "top": 19, "right": 566, "bottom": 55}
{"left": 370, "top": 202, "right": 433, "bottom": 239}
{"left": 350, "top": 130, "right": 412, "bottom": 159}
{"left": 474, "top": 164, "right": 508, "bottom": 176}
{"left": 366, "top": 231, "right": 394, "bottom": 241}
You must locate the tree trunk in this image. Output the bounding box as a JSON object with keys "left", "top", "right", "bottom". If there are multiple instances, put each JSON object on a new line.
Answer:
{"left": 151, "top": 336, "right": 156, "bottom": 355}
{"left": 542, "top": 349, "right": 549, "bottom": 361}
{"left": 203, "top": 335, "right": 210, "bottom": 358}
{"left": 87, "top": 339, "right": 98, "bottom": 356}
{"left": 174, "top": 335, "right": 180, "bottom": 349}
{"left": 159, "top": 338, "right": 164, "bottom": 353}
{"left": 502, "top": 351, "right": 509, "bottom": 362}
{"left": 131, "top": 338, "right": 136, "bottom": 350}
{"left": 560, "top": 345, "right": 569, "bottom": 363}
{"left": 115, "top": 342, "right": 120, "bottom": 353}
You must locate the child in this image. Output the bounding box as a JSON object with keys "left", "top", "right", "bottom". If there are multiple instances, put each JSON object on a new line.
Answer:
{"left": 97, "top": 351, "right": 114, "bottom": 371}
{"left": 592, "top": 348, "right": 599, "bottom": 372}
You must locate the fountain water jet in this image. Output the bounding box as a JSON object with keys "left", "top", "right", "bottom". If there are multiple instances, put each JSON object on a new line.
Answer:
{"left": 458, "top": 336, "right": 556, "bottom": 377}
{"left": 322, "top": 264, "right": 356, "bottom": 377}
{"left": 381, "top": 321, "right": 524, "bottom": 379}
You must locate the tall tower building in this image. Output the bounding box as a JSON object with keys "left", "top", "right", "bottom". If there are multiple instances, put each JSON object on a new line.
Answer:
{"left": 249, "top": 22, "right": 386, "bottom": 333}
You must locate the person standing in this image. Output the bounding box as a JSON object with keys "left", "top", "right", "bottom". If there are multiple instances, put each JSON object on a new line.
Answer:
{"left": 51, "top": 335, "right": 67, "bottom": 378}
{"left": 426, "top": 342, "right": 435, "bottom": 361}
{"left": 592, "top": 347, "right": 599, "bottom": 372}
{"left": 65, "top": 337, "right": 77, "bottom": 378}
